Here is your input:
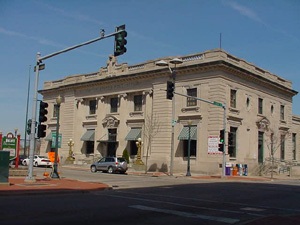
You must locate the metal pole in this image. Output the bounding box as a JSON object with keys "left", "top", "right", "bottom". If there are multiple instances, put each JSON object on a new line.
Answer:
{"left": 24, "top": 65, "right": 31, "bottom": 157}
{"left": 186, "top": 123, "right": 191, "bottom": 176}
{"left": 222, "top": 104, "right": 227, "bottom": 178}
{"left": 25, "top": 53, "right": 40, "bottom": 182}
{"left": 51, "top": 103, "right": 60, "bottom": 179}
{"left": 170, "top": 70, "right": 176, "bottom": 176}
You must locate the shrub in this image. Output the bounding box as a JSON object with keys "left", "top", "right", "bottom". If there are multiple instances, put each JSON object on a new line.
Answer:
{"left": 122, "top": 149, "right": 130, "bottom": 163}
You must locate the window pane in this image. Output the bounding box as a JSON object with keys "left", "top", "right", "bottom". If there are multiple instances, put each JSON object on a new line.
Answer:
{"left": 110, "top": 97, "right": 118, "bottom": 113}
{"left": 230, "top": 90, "right": 236, "bottom": 108}
{"left": 89, "top": 100, "right": 96, "bottom": 114}
{"left": 187, "top": 88, "right": 197, "bottom": 107}
{"left": 258, "top": 98, "right": 263, "bottom": 114}
{"left": 134, "top": 95, "right": 142, "bottom": 111}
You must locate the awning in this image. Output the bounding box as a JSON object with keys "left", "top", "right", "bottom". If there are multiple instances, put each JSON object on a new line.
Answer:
{"left": 80, "top": 130, "right": 95, "bottom": 141}
{"left": 178, "top": 126, "right": 197, "bottom": 140}
{"left": 45, "top": 132, "right": 53, "bottom": 141}
{"left": 125, "top": 128, "right": 141, "bottom": 141}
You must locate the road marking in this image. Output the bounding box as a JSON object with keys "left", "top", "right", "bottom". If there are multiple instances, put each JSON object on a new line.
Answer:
{"left": 130, "top": 205, "right": 239, "bottom": 224}
{"left": 240, "top": 207, "right": 265, "bottom": 212}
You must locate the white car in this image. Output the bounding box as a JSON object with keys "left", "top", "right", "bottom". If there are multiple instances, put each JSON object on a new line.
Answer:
{"left": 22, "top": 155, "right": 53, "bottom": 167}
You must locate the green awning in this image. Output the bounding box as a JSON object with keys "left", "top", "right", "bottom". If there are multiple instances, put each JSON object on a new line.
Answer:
{"left": 80, "top": 130, "right": 95, "bottom": 141}
{"left": 125, "top": 128, "right": 141, "bottom": 141}
{"left": 178, "top": 126, "right": 197, "bottom": 140}
{"left": 45, "top": 132, "right": 53, "bottom": 141}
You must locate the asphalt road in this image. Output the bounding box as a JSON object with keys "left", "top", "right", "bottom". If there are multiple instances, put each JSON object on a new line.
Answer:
{"left": 0, "top": 167, "right": 299, "bottom": 225}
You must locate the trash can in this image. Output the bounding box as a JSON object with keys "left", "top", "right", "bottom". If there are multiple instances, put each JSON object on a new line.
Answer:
{"left": 243, "top": 164, "right": 248, "bottom": 176}
{"left": 225, "top": 166, "right": 231, "bottom": 176}
{"left": 232, "top": 166, "right": 238, "bottom": 176}
{"left": 0, "top": 151, "right": 10, "bottom": 183}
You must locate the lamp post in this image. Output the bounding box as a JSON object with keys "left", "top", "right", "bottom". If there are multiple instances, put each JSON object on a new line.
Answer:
{"left": 51, "top": 95, "right": 62, "bottom": 179}
{"left": 135, "top": 138, "right": 144, "bottom": 165}
{"left": 186, "top": 120, "right": 192, "bottom": 176}
{"left": 156, "top": 58, "right": 183, "bottom": 176}
{"left": 66, "top": 139, "right": 75, "bottom": 163}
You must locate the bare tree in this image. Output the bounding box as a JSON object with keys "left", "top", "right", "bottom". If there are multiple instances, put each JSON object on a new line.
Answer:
{"left": 143, "top": 112, "right": 161, "bottom": 173}
{"left": 264, "top": 127, "right": 291, "bottom": 179}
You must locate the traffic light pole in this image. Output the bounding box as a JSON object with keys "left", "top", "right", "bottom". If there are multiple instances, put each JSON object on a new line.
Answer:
{"left": 25, "top": 27, "right": 126, "bottom": 182}
{"left": 173, "top": 91, "right": 227, "bottom": 178}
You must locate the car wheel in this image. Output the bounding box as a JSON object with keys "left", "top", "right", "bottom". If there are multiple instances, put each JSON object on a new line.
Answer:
{"left": 108, "top": 166, "right": 114, "bottom": 174}
{"left": 34, "top": 162, "right": 38, "bottom": 167}
{"left": 22, "top": 161, "right": 27, "bottom": 166}
{"left": 90, "top": 166, "right": 97, "bottom": 173}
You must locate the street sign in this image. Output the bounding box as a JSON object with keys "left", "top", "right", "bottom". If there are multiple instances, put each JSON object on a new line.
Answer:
{"left": 213, "top": 101, "right": 223, "bottom": 107}
{"left": 51, "top": 133, "right": 62, "bottom": 148}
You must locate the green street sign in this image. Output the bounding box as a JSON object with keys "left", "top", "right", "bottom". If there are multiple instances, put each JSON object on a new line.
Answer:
{"left": 213, "top": 101, "right": 223, "bottom": 107}
{"left": 51, "top": 133, "right": 62, "bottom": 148}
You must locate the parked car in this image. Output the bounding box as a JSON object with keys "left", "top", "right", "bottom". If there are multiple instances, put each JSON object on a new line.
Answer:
{"left": 22, "top": 155, "right": 53, "bottom": 167}
{"left": 90, "top": 157, "right": 128, "bottom": 174}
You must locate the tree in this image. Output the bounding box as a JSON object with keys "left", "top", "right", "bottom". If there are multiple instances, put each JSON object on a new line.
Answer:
{"left": 143, "top": 112, "right": 161, "bottom": 173}
{"left": 264, "top": 127, "right": 291, "bottom": 179}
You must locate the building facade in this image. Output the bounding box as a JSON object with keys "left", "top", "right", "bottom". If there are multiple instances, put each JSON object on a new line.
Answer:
{"left": 39, "top": 49, "right": 299, "bottom": 175}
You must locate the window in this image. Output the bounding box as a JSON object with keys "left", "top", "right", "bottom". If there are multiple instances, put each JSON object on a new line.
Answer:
{"left": 292, "top": 133, "right": 296, "bottom": 160}
{"left": 134, "top": 95, "right": 142, "bottom": 111}
{"left": 230, "top": 89, "right": 237, "bottom": 108}
{"left": 187, "top": 88, "right": 197, "bottom": 107}
{"left": 108, "top": 129, "right": 117, "bottom": 142}
{"left": 228, "top": 127, "right": 237, "bottom": 158}
{"left": 89, "top": 100, "right": 97, "bottom": 115}
{"left": 258, "top": 98, "right": 263, "bottom": 114}
{"left": 280, "top": 105, "right": 285, "bottom": 120}
{"left": 110, "top": 97, "right": 118, "bottom": 113}
{"left": 258, "top": 131, "right": 264, "bottom": 163}
{"left": 280, "top": 134, "right": 285, "bottom": 160}
{"left": 53, "top": 104, "right": 59, "bottom": 117}
{"left": 86, "top": 141, "right": 94, "bottom": 154}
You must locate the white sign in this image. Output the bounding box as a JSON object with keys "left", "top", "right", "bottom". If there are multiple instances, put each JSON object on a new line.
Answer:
{"left": 208, "top": 135, "right": 222, "bottom": 154}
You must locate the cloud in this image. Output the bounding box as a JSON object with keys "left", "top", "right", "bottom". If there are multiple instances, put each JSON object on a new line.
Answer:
{"left": 34, "top": 1, "right": 105, "bottom": 26}
{"left": 224, "top": 1, "right": 264, "bottom": 24}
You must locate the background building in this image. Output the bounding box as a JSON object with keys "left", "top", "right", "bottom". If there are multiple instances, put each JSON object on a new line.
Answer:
{"left": 39, "top": 49, "right": 299, "bottom": 175}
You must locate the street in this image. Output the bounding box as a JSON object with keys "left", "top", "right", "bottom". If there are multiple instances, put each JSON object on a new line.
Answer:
{"left": 0, "top": 167, "right": 299, "bottom": 225}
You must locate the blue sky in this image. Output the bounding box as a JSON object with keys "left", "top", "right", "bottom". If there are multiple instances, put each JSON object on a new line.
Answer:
{"left": 1, "top": 0, "right": 300, "bottom": 138}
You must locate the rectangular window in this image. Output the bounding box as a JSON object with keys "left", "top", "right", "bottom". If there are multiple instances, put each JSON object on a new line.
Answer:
{"left": 86, "top": 141, "right": 94, "bottom": 154}
{"left": 292, "top": 133, "right": 296, "bottom": 160}
{"left": 89, "top": 100, "right": 97, "bottom": 115}
{"left": 228, "top": 127, "right": 237, "bottom": 158}
{"left": 258, "top": 98, "right": 263, "bottom": 114}
{"left": 187, "top": 88, "right": 197, "bottom": 107}
{"left": 108, "top": 129, "right": 117, "bottom": 142}
{"left": 230, "top": 89, "right": 237, "bottom": 108}
{"left": 280, "top": 105, "right": 285, "bottom": 120}
{"left": 258, "top": 131, "right": 264, "bottom": 163}
{"left": 134, "top": 95, "right": 143, "bottom": 111}
{"left": 280, "top": 134, "right": 285, "bottom": 160}
{"left": 53, "top": 104, "right": 58, "bottom": 117}
{"left": 110, "top": 97, "right": 118, "bottom": 113}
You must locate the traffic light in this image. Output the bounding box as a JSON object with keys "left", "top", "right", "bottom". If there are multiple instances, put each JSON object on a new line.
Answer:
{"left": 228, "top": 132, "right": 234, "bottom": 146}
{"left": 39, "top": 101, "right": 48, "bottom": 123}
{"left": 114, "top": 24, "right": 127, "bottom": 56}
{"left": 26, "top": 119, "right": 32, "bottom": 135}
{"left": 166, "top": 81, "right": 174, "bottom": 100}
{"left": 218, "top": 129, "right": 225, "bottom": 152}
{"left": 37, "top": 101, "right": 48, "bottom": 138}
{"left": 37, "top": 124, "right": 47, "bottom": 138}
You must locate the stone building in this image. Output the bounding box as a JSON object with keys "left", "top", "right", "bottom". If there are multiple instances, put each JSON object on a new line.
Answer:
{"left": 39, "top": 49, "right": 299, "bottom": 175}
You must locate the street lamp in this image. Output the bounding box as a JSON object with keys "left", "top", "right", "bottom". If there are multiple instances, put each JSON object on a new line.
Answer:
{"left": 135, "top": 137, "right": 144, "bottom": 165}
{"left": 156, "top": 57, "right": 183, "bottom": 176}
{"left": 186, "top": 120, "right": 192, "bottom": 176}
{"left": 51, "top": 95, "right": 62, "bottom": 179}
